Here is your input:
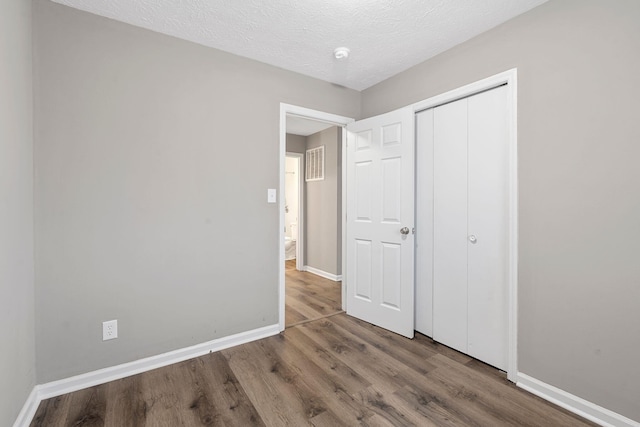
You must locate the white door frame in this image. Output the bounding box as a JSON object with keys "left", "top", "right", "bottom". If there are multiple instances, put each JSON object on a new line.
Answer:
{"left": 279, "top": 104, "right": 354, "bottom": 331}
{"left": 284, "top": 152, "right": 304, "bottom": 270}
{"left": 411, "top": 68, "right": 518, "bottom": 381}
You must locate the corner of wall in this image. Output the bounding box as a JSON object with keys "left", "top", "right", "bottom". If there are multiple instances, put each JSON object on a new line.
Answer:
{"left": 0, "top": 0, "right": 37, "bottom": 425}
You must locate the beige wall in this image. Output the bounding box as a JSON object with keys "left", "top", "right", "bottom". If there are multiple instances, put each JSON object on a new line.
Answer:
{"left": 362, "top": 0, "right": 640, "bottom": 421}
{"left": 19, "top": 0, "right": 639, "bottom": 423}
{"left": 286, "top": 133, "right": 306, "bottom": 154}
{"left": 305, "top": 127, "right": 342, "bottom": 276}
{"left": 0, "top": 0, "right": 36, "bottom": 424}
{"left": 33, "top": 0, "right": 360, "bottom": 383}
{"left": 285, "top": 130, "right": 342, "bottom": 275}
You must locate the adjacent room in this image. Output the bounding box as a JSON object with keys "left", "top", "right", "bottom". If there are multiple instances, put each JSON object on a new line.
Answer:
{"left": 2, "top": 0, "right": 639, "bottom": 426}
{"left": 284, "top": 117, "right": 344, "bottom": 328}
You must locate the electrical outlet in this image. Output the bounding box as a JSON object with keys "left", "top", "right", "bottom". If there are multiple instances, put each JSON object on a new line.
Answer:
{"left": 102, "top": 320, "right": 118, "bottom": 341}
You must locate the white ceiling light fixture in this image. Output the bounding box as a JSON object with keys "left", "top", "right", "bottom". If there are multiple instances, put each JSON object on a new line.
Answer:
{"left": 334, "top": 47, "right": 350, "bottom": 60}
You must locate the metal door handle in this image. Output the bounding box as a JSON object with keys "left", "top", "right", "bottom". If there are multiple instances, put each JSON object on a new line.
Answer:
{"left": 468, "top": 235, "right": 477, "bottom": 243}
{"left": 400, "top": 227, "right": 410, "bottom": 235}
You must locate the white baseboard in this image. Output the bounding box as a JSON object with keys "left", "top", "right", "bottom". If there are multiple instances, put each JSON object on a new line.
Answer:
{"left": 517, "top": 373, "right": 639, "bottom": 427}
{"left": 303, "top": 265, "right": 342, "bottom": 282}
{"left": 13, "top": 324, "right": 279, "bottom": 427}
{"left": 12, "top": 387, "right": 39, "bottom": 427}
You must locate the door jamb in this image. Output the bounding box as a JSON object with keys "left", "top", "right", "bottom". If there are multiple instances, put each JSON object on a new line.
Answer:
{"left": 279, "top": 104, "right": 354, "bottom": 331}
{"left": 411, "top": 68, "right": 519, "bottom": 381}
{"left": 285, "top": 152, "right": 304, "bottom": 270}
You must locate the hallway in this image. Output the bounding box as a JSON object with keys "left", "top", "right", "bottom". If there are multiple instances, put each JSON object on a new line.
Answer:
{"left": 285, "top": 260, "right": 342, "bottom": 328}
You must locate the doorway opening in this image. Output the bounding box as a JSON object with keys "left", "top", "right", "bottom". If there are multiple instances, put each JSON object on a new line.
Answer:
{"left": 284, "top": 153, "right": 302, "bottom": 269}
{"left": 278, "top": 104, "right": 354, "bottom": 330}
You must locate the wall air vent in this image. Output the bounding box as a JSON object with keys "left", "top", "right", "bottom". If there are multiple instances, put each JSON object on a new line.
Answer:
{"left": 305, "top": 146, "right": 325, "bottom": 182}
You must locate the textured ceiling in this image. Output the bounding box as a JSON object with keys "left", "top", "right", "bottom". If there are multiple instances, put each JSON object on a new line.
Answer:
{"left": 51, "top": 0, "right": 547, "bottom": 91}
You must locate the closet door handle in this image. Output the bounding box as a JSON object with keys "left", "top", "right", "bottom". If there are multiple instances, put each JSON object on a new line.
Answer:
{"left": 400, "top": 227, "right": 410, "bottom": 235}
{"left": 468, "top": 235, "right": 477, "bottom": 244}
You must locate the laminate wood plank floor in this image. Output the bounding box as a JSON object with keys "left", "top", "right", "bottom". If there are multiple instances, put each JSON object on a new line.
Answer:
{"left": 285, "top": 259, "right": 343, "bottom": 328}
{"left": 32, "top": 312, "right": 597, "bottom": 426}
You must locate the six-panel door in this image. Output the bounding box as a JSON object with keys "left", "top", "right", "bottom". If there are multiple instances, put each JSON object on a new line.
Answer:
{"left": 346, "top": 107, "right": 415, "bottom": 338}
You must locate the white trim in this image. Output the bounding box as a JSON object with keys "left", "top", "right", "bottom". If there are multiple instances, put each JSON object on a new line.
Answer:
{"left": 13, "top": 324, "right": 278, "bottom": 426}
{"left": 506, "top": 70, "right": 519, "bottom": 383}
{"left": 517, "top": 373, "right": 640, "bottom": 427}
{"left": 12, "top": 387, "right": 39, "bottom": 427}
{"left": 285, "top": 151, "right": 304, "bottom": 271}
{"left": 37, "top": 324, "right": 278, "bottom": 400}
{"left": 412, "top": 70, "right": 515, "bottom": 113}
{"left": 303, "top": 265, "right": 342, "bottom": 282}
{"left": 279, "top": 103, "right": 354, "bottom": 332}
{"left": 410, "top": 68, "right": 519, "bottom": 382}
{"left": 340, "top": 126, "right": 348, "bottom": 312}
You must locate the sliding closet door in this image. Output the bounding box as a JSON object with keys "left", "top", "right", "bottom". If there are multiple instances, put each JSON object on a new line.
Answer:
{"left": 415, "top": 111, "right": 434, "bottom": 336}
{"left": 432, "top": 100, "right": 469, "bottom": 354}
{"left": 467, "top": 86, "right": 508, "bottom": 369}
{"left": 417, "top": 85, "right": 508, "bottom": 370}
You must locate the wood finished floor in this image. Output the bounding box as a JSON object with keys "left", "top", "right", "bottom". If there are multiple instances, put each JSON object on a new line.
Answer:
{"left": 285, "top": 259, "right": 343, "bottom": 328}
{"left": 31, "top": 265, "right": 596, "bottom": 427}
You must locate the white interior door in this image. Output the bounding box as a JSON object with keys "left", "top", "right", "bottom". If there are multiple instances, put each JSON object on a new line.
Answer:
{"left": 345, "top": 107, "right": 415, "bottom": 338}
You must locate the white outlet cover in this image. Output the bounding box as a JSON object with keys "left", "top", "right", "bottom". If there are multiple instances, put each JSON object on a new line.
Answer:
{"left": 102, "top": 319, "right": 118, "bottom": 341}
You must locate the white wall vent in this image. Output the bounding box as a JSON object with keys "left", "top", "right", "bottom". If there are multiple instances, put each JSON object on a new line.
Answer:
{"left": 305, "top": 146, "right": 325, "bottom": 182}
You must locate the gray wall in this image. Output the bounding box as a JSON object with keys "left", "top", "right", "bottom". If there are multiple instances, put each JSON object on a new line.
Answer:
{"left": 286, "top": 131, "right": 342, "bottom": 276}
{"left": 286, "top": 133, "right": 306, "bottom": 154}
{"left": 362, "top": 0, "right": 640, "bottom": 421}
{"left": 0, "top": 0, "right": 36, "bottom": 424}
{"left": 305, "top": 127, "right": 342, "bottom": 276}
{"left": 33, "top": 0, "right": 360, "bottom": 383}
{"left": 17, "top": 0, "right": 637, "bottom": 423}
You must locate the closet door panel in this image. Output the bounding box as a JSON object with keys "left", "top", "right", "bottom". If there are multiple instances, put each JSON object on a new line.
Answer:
{"left": 415, "top": 109, "right": 434, "bottom": 336}
{"left": 433, "top": 99, "right": 468, "bottom": 353}
{"left": 467, "top": 86, "right": 509, "bottom": 370}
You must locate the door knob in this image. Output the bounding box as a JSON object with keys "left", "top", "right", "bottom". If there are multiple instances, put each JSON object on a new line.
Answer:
{"left": 400, "top": 227, "right": 410, "bottom": 235}
{"left": 468, "top": 235, "right": 477, "bottom": 243}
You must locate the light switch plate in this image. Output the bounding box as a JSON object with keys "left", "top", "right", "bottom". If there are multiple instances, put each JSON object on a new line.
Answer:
{"left": 267, "top": 188, "right": 277, "bottom": 203}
